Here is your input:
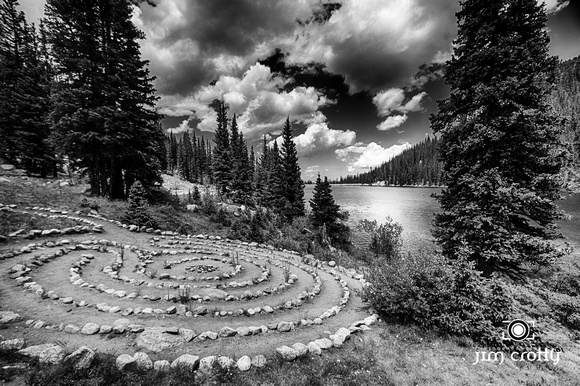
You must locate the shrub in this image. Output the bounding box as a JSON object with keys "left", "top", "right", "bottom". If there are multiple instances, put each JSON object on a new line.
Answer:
{"left": 364, "top": 251, "right": 512, "bottom": 347}
{"left": 358, "top": 217, "right": 402, "bottom": 259}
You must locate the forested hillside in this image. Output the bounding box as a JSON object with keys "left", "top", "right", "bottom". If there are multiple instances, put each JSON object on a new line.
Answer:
{"left": 552, "top": 55, "right": 580, "bottom": 177}
{"left": 337, "top": 56, "right": 580, "bottom": 187}
{"left": 336, "top": 136, "right": 442, "bottom": 186}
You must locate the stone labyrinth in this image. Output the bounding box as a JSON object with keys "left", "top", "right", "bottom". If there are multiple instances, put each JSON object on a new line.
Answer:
{"left": 0, "top": 204, "right": 378, "bottom": 372}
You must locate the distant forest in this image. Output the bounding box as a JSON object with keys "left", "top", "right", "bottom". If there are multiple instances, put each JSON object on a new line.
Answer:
{"left": 336, "top": 55, "right": 580, "bottom": 186}
{"left": 334, "top": 136, "right": 442, "bottom": 186}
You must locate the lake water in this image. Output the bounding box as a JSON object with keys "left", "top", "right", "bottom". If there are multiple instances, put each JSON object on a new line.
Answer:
{"left": 304, "top": 185, "right": 580, "bottom": 251}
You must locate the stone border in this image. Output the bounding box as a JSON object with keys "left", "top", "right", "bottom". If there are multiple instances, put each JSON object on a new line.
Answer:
{"left": 1, "top": 206, "right": 104, "bottom": 241}
{"left": 1, "top": 203, "right": 377, "bottom": 372}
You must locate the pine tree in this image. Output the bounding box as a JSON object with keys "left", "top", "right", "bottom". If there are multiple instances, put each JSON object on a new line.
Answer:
{"left": 46, "top": 0, "right": 164, "bottom": 198}
{"left": 124, "top": 180, "right": 157, "bottom": 228}
{"left": 280, "top": 117, "right": 305, "bottom": 220}
{"left": 0, "top": 1, "right": 54, "bottom": 176}
{"left": 431, "top": 0, "right": 566, "bottom": 276}
{"left": 211, "top": 100, "right": 230, "bottom": 196}
{"left": 309, "top": 174, "right": 349, "bottom": 248}
{"left": 267, "top": 139, "right": 287, "bottom": 211}
{"left": 309, "top": 174, "right": 340, "bottom": 228}
{"left": 229, "top": 114, "right": 251, "bottom": 203}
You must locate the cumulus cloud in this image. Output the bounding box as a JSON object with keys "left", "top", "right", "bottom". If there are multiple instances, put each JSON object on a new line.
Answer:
{"left": 271, "top": 113, "right": 356, "bottom": 155}
{"left": 293, "top": 122, "right": 356, "bottom": 155}
{"left": 373, "top": 89, "right": 428, "bottom": 116}
{"left": 304, "top": 165, "right": 321, "bottom": 177}
{"left": 336, "top": 142, "right": 411, "bottom": 169}
{"left": 543, "top": 0, "right": 569, "bottom": 14}
{"left": 158, "top": 63, "right": 332, "bottom": 138}
{"left": 377, "top": 115, "right": 408, "bottom": 131}
{"left": 166, "top": 119, "right": 192, "bottom": 134}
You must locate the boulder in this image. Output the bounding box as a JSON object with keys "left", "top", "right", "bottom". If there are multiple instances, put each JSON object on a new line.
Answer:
{"left": 277, "top": 321, "right": 294, "bottom": 332}
{"left": 116, "top": 354, "right": 136, "bottom": 371}
{"left": 199, "top": 288, "right": 228, "bottom": 300}
{"left": 154, "top": 360, "right": 171, "bottom": 372}
{"left": 65, "top": 346, "right": 95, "bottom": 370}
{"left": 219, "top": 326, "right": 237, "bottom": 337}
{"left": 0, "top": 311, "right": 22, "bottom": 324}
{"left": 19, "top": 344, "right": 66, "bottom": 364}
{"left": 307, "top": 341, "right": 322, "bottom": 355}
{"left": 198, "top": 356, "right": 216, "bottom": 373}
{"left": 178, "top": 328, "right": 196, "bottom": 342}
{"left": 81, "top": 323, "right": 100, "bottom": 335}
{"left": 251, "top": 355, "right": 267, "bottom": 368}
{"left": 292, "top": 342, "right": 308, "bottom": 357}
{"left": 217, "top": 356, "right": 235, "bottom": 370}
{"left": 135, "top": 328, "right": 186, "bottom": 353}
{"left": 0, "top": 338, "right": 25, "bottom": 350}
{"left": 64, "top": 324, "right": 81, "bottom": 334}
{"left": 276, "top": 346, "right": 298, "bottom": 361}
{"left": 314, "top": 338, "right": 333, "bottom": 349}
{"left": 133, "top": 352, "right": 153, "bottom": 370}
{"left": 99, "top": 325, "right": 112, "bottom": 334}
{"left": 171, "top": 354, "right": 200, "bottom": 370}
{"left": 237, "top": 355, "right": 251, "bottom": 371}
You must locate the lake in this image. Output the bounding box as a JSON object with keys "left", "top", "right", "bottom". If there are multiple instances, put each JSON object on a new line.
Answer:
{"left": 304, "top": 185, "right": 580, "bottom": 251}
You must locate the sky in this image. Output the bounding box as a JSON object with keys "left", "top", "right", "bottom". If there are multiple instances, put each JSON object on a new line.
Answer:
{"left": 18, "top": 0, "right": 580, "bottom": 181}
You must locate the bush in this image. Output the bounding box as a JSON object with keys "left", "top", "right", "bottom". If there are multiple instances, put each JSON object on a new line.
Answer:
{"left": 364, "top": 251, "right": 512, "bottom": 347}
{"left": 358, "top": 217, "right": 402, "bottom": 259}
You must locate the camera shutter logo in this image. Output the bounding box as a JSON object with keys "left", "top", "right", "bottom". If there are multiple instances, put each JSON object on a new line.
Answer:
{"left": 503, "top": 319, "right": 535, "bottom": 341}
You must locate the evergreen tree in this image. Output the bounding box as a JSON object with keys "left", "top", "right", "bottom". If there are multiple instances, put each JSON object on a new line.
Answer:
{"left": 309, "top": 174, "right": 340, "bottom": 228}
{"left": 267, "top": 139, "right": 287, "bottom": 211}
{"left": 46, "top": 0, "right": 164, "bottom": 198}
{"left": 229, "top": 114, "right": 251, "bottom": 203}
{"left": 431, "top": 0, "right": 566, "bottom": 276}
{"left": 0, "top": 1, "right": 54, "bottom": 176}
{"left": 280, "top": 117, "right": 305, "bottom": 220}
{"left": 211, "top": 100, "right": 230, "bottom": 195}
{"left": 309, "top": 173, "right": 349, "bottom": 248}
{"left": 254, "top": 135, "right": 270, "bottom": 206}
{"left": 124, "top": 180, "right": 157, "bottom": 228}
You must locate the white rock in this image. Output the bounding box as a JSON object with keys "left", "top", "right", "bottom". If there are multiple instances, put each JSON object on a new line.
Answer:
{"left": 154, "top": 360, "right": 171, "bottom": 371}
{"left": 133, "top": 352, "right": 153, "bottom": 370}
{"left": 116, "top": 354, "right": 136, "bottom": 370}
{"left": 292, "top": 342, "right": 308, "bottom": 357}
{"left": 198, "top": 356, "right": 216, "bottom": 373}
{"left": 275, "top": 345, "right": 297, "bottom": 361}
{"left": 171, "top": 354, "right": 200, "bottom": 370}
{"left": 307, "top": 341, "right": 322, "bottom": 355}
{"left": 80, "top": 323, "right": 100, "bottom": 335}
{"left": 314, "top": 338, "right": 333, "bottom": 349}
{"left": 237, "top": 355, "right": 251, "bottom": 371}
{"left": 252, "top": 355, "right": 267, "bottom": 368}
{"left": 19, "top": 344, "right": 66, "bottom": 364}
{"left": 65, "top": 346, "right": 95, "bottom": 370}
{"left": 217, "top": 356, "right": 235, "bottom": 369}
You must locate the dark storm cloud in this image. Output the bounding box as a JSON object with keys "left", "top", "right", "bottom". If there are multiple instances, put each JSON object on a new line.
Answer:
{"left": 285, "top": 0, "right": 460, "bottom": 93}
{"left": 135, "top": 0, "right": 315, "bottom": 97}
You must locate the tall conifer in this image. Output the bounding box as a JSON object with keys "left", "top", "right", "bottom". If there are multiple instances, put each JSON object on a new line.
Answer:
{"left": 280, "top": 117, "right": 305, "bottom": 221}
{"left": 46, "top": 0, "right": 164, "bottom": 198}
{"left": 431, "top": 0, "right": 565, "bottom": 276}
